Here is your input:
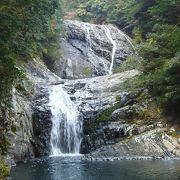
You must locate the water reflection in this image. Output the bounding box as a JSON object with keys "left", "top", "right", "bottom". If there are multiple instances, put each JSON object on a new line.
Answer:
{"left": 11, "top": 157, "right": 180, "bottom": 180}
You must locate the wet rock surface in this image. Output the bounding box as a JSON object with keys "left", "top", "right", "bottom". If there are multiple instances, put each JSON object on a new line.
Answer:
{"left": 53, "top": 20, "right": 133, "bottom": 78}
{"left": 31, "top": 70, "right": 139, "bottom": 156}
{"left": 88, "top": 131, "right": 180, "bottom": 159}
{"left": 32, "top": 87, "right": 52, "bottom": 156}
{"left": 10, "top": 65, "right": 180, "bottom": 160}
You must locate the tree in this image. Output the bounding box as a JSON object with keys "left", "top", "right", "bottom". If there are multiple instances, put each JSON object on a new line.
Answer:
{"left": 0, "top": 0, "right": 62, "bottom": 106}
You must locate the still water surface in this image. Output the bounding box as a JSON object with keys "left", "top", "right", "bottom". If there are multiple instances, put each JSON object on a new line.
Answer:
{"left": 11, "top": 156, "right": 180, "bottom": 180}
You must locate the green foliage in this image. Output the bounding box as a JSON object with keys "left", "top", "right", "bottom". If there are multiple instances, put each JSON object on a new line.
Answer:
{"left": 0, "top": 0, "right": 62, "bottom": 156}
{"left": 140, "top": 24, "right": 180, "bottom": 59}
{"left": 76, "top": 0, "right": 156, "bottom": 31}
{"left": 0, "top": 137, "right": 10, "bottom": 155}
{"left": 97, "top": 103, "right": 120, "bottom": 122}
{"left": 148, "top": 58, "right": 180, "bottom": 118}
{"left": 137, "top": 22, "right": 180, "bottom": 120}
{"left": 62, "top": 0, "right": 80, "bottom": 12}
{"left": 0, "top": 156, "right": 10, "bottom": 179}
{"left": 0, "top": 0, "right": 62, "bottom": 107}
{"left": 114, "top": 55, "right": 143, "bottom": 73}
{"left": 42, "top": 33, "right": 62, "bottom": 72}
{"left": 82, "top": 67, "right": 93, "bottom": 76}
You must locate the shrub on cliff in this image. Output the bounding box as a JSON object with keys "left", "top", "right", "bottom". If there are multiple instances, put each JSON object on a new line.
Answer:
{"left": 0, "top": 156, "right": 10, "bottom": 180}
{"left": 0, "top": 0, "right": 62, "bottom": 107}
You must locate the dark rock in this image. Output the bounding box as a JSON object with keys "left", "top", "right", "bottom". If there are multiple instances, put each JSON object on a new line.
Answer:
{"left": 32, "top": 87, "right": 52, "bottom": 156}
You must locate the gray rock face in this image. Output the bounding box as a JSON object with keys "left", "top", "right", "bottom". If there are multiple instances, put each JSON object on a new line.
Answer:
{"left": 89, "top": 130, "right": 180, "bottom": 159}
{"left": 7, "top": 90, "right": 34, "bottom": 161}
{"left": 111, "top": 105, "right": 142, "bottom": 120}
{"left": 80, "top": 87, "right": 180, "bottom": 159}
{"left": 5, "top": 58, "right": 64, "bottom": 161}
{"left": 53, "top": 20, "right": 134, "bottom": 78}
{"left": 31, "top": 70, "right": 139, "bottom": 156}
{"left": 32, "top": 87, "right": 52, "bottom": 156}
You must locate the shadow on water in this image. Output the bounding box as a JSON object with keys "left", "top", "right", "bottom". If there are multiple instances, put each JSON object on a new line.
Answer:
{"left": 11, "top": 156, "right": 180, "bottom": 180}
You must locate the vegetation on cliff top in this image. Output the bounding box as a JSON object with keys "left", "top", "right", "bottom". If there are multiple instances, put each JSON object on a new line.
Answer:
{"left": 74, "top": 0, "right": 180, "bottom": 122}
{"left": 0, "top": 0, "right": 62, "bottom": 107}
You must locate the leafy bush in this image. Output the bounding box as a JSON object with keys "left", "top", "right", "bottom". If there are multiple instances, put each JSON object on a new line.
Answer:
{"left": 114, "top": 55, "right": 143, "bottom": 73}
{"left": 0, "top": 156, "right": 10, "bottom": 180}
{"left": 149, "top": 58, "right": 180, "bottom": 120}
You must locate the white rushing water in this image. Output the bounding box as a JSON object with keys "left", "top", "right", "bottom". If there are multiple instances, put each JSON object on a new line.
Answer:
{"left": 102, "top": 25, "right": 117, "bottom": 75}
{"left": 82, "top": 22, "right": 134, "bottom": 76}
{"left": 49, "top": 85, "right": 82, "bottom": 156}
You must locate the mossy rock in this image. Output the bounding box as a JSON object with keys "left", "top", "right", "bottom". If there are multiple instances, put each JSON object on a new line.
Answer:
{"left": 96, "top": 103, "right": 120, "bottom": 123}
{"left": 0, "top": 138, "right": 11, "bottom": 155}
{"left": 82, "top": 67, "right": 93, "bottom": 76}
{"left": 121, "top": 136, "right": 132, "bottom": 144}
{"left": 0, "top": 156, "right": 10, "bottom": 179}
{"left": 115, "top": 95, "right": 121, "bottom": 102}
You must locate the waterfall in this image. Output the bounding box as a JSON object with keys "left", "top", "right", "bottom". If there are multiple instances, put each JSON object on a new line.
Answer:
{"left": 49, "top": 85, "right": 82, "bottom": 155}
{"left": 102, "top": 26, "right": 117, "bottom": 75}
{"left": 80, "top": 21, "right": 134, "bottom": 76}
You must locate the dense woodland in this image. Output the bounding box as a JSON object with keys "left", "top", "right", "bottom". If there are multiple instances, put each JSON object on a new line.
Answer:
{"left": 0, "top": 0, "right": 180, "bottom": 178}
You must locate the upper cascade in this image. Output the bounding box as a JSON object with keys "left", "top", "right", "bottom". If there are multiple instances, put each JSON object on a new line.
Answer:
{"left": 53, "top": 20, "right": 134, "bottom": 79}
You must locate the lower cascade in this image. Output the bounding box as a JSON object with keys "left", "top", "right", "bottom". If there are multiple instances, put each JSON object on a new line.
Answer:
{"left": 49, "top": 84, "right": 82, "bottom": 155}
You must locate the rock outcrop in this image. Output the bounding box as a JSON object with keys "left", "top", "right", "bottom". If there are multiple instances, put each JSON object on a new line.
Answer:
{"left": 31, "top": 70, "right": 139, "bottom": 156}
{"left": 81, "top": 89, "right": 180, "bottom": 159}
{"left": 53, "top": 20, "right": 134, "bottom": 78}
{"left": 4, "top": 58, "right": 63, "bottom": 161}
{"left": 4, "top": 20, "right": 135, "bottom": 161}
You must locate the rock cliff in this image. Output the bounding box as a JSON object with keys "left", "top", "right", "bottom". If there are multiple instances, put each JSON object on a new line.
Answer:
{"left": 2, "top": 20, "right": 180, "bottom": 162}
{"left": 53, "top": 20, "right": 134, "bottom": 78}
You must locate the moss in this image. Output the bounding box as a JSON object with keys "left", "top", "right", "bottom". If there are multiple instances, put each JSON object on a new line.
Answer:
{"left": 96, "top": 103, "right": 120, "bottom": 122}
{"left": 121, "top": 136, "right": 132, "bottom": 144}
{"left": 0, "top": 156, "right": 10, "bottom": 180}
{"left": 115, "top": 95, "right": 121, "bottom": 102}
{"left": 121, "top": 76, "right": 145, "bottom": 92}
{"left": 15, "top": 83, "right": 26, "bottom": 93}
{"left": 11, "top": 125, "right": 17, "bottom": 134}
{"left": 15, "top": 80, "right": 35, "bottom": 97}
{"left": 82, "top": 67, "right": 92, "bottom": 76}
{"left": 0, "top": 138, "right": 11, "bottom": 155}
